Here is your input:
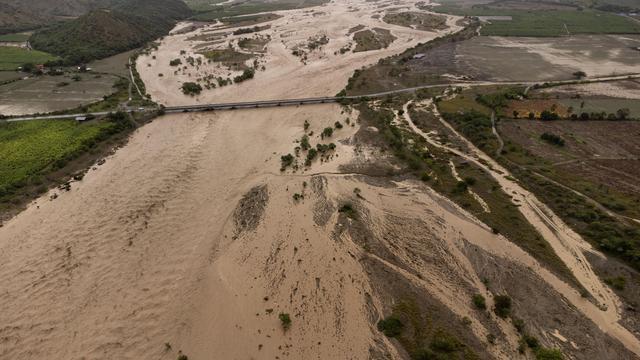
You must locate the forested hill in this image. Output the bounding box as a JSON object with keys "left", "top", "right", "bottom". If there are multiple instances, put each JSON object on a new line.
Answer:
{"left": 30, "top": 0, "right": 191, "bottom": 64}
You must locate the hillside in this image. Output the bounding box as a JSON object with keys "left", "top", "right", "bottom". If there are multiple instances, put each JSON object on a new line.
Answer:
{"left": 30, "top": 0, "right": 191, "bottom": 64}
{"left": 0, "top": 0, "right": 113, "bottom": 33}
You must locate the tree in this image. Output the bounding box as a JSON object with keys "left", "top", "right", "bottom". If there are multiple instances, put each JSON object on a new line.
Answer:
{"left": 528, "top": 112, "right": 535, "bottom": 120}
{"left": 540, "top": 110, "right": 559, "bottom": 121}
{"left": 616, "top": 108, "right": 630, "bottom": 120}
{"left": 513, "top": 110, "right": 519, "bottom": 119}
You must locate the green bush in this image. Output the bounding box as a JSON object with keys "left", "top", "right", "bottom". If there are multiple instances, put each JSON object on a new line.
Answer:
{"left": 279, "top": 313, "right": 292, "bottom": 331}
{"left": 604, "top": 276, "right": 626, "bottom": 291}
{"left": 280, "top": 153, "right": 294, "bottom": 171}
{"left": 181, "top": 82, "right": 202, "bottom": 95}
{"left": 493, "top": 295, "right": 511, "bottom": 318}
{"left": 377, "top": 315, "right": 404, "bottom": 337}
{"left": 472, "top": 294, "right": 486, "bottom": 310}
{"left": 535, "top": 348, "right": 564, "bottom": 360}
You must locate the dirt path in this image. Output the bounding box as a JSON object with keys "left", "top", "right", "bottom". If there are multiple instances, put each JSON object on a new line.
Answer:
{"left": 490, "top": 111, "right": 504, "bottom": 157}
{"left": 403, "top": 99, "right": 640, "bottom": 356}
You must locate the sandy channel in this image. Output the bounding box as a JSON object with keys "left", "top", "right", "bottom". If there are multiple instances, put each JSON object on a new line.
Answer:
{"left": 136, "top": 0, "right": 462, "bottom": 105}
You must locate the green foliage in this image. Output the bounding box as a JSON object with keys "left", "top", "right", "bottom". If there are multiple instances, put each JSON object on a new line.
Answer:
{"left": 300, "top": 135, "right": 311, "bottom": 151}
{"left": 181, "top": 82, "right": 203, "bottom": 95}
{"left": 0, "top": 118, "right": 120, "bottom": 200}
{"left": 540, "top": 110, "right": 560, "bottom": 121}
{"left": 535, "top": 348, "right": 564, "bottom": 360}
{"left": 540, "top": 132, "right": 565, "bottom": 146}
{"left": 493, "top": 295, "right": 512, "bottom": 318}
{"left": 472, "top": 294, "right": 486, "bottom": 310}
{"left": 0, "top": 46, "right": 58, "bottom": 71}
{"left": 280, "top": 153, "right": 294, "bottom": 171}
{"left": 278, "top": 313, "right": 292, "bottom": 331}
{"left": 604, "top": 276, "right": 626, "bottom": 291}
{"left": 233, "top": 68, "right": 255, "bottom": 83}
{"left": 305, "top": 148, "right": 318, "bottom": 166}
{"left": 321, "top": 127, "right": 334, "bottom": 139}
{"left": 377, "top": 315, "right": 404, "bottom": 337}
{"left": 30, "top": 0, "right": 191, "bottom": 64}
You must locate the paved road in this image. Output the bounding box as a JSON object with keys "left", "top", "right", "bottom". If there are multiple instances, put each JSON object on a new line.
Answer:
{"left": 4, "top": 73, "right": 640, "bottom": 122}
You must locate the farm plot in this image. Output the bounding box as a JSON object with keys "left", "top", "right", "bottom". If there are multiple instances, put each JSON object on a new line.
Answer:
{"left": 0, "top": 46, "right": 58, "bottom": 71}
{"left": 0, "top": 119, "right": 115, "bottom": 199}
{"left": 0, "top": 73, "right": 120, "bottom": 116}
{"left": 455, "top": 35, "right": 640, "bottom": 81}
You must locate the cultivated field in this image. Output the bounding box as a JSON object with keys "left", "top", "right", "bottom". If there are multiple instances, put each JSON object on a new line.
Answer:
{"left": 456, "top": 35, "right": 640, "bottom": 81}
{"left": 0, "top": 73, "right": 120, "bottom": 115}
{"left": 0, "top": 46, "right": 57, "bottom": 71}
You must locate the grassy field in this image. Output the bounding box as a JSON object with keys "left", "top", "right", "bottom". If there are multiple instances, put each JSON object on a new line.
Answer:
{"left": 0, "top": 120, "right": 115, "bottom": 198}
{"left": 434, "top": 6, "right": 640, "bottom": 36}
{"left": 0, "top": 33, "right": 31, "bottom": 42}
{"left": 0, "top": 47, "right": 58, "bottom": 71}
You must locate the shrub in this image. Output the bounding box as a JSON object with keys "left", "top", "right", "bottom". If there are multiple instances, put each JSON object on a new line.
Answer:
{"left": 335, "top": 121, "right": 343, "bottom": 129}
{"left": 430, "top": 331, "right": 461, "bottom": 352}
{"left": 540, "top": 110, "right": 559, "bottom": 121}
{"left": 535, "top": 348, "right": 564, "bottom": 360}
{"left": 540, "top": 132, "right": 565, "bottom": 146}
{"left": 304, "top": 119, "right": 310, "bottom": 130}
{"left": 338, "top": 203, "right": 357, "bottom": 219}
{"left": 280, "top": 153, "right": 294, "bottom": 171}
{"left": 321, "top": 127, "right": 334, "bottom": 139}
{"left": 604, "top": 276, "right": 626, "bottom": 291}
{"left": 169, "top": 58, "right": 182, "bottom": 66}
{"left": 377, "top": 315, "right": 403, "bottom": 337}
{"left": 523, "top": 334, "right": 539, "bottom": 349}
{"left": 279, "top": 313, "right": 292, "bottom": 331}
{"left": 452, "top": 181, "right": 468, "bottom": 194}
{"left": 305, "top": 148, "right": 318, "bottom": 166}
{"left": 300, "top": 135, "right": 311, "bottom": 151}
{"left": 494, "top": 295, "right": 512, "bottom": 318}
{"left": 512, "top": 318, "right": 525, "bottom": 333}
{"left": 472, "top": 294, "right": 486, "bottom": 310}
{"left": 181, "top": 82, "right": 202, "bottom": 95}
{"left": 234, "top": 68, "right": 255, "bottom": 83}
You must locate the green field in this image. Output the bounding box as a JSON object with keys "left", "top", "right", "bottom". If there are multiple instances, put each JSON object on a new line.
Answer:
{"left": 0, "top": 120, "right": 114, "bottom": 197}
{"left": 0, "top": 47, "right": 58, "bottom": 71}
{"left": 435, "top": 7, "right": 640, "bottom": 36}
{"left": 560, "top": 98, "right": 640, "bottom": 119}
{"left": 0, "top": 33, "right": 31, "bottom": 42}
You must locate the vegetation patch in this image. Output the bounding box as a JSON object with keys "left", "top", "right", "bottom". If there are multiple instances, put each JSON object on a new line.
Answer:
{"left": 30, "top": 0, "right": 192, "bottom": 64}
{"left": 181, "top": 82, "right": 203, "bottom": 95}
{"left": 199, "top": 48, "right": 253, "bottom": 70}
{"left": 353, "top": 28, "right": 396, "bottom": 52}
{"left": 377, "top": 299, "right": 479, "bottom": 359}
{"left": 383, "top": 12, "right": 448, "bottom": 31}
